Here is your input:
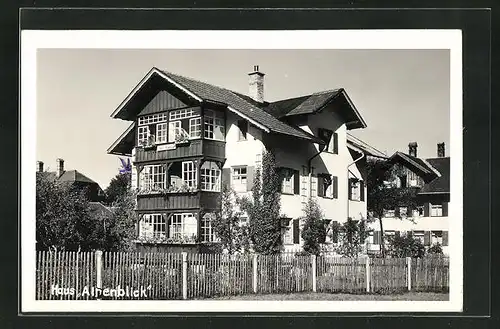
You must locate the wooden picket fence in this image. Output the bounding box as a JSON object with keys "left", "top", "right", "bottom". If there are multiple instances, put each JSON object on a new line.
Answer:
{"left": 36, "top": 251, "right": 449, "bottom": 300}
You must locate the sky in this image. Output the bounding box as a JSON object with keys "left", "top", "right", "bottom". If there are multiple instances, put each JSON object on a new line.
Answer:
{"left": 36, "top": 49, "right": 450, "bottom": 190}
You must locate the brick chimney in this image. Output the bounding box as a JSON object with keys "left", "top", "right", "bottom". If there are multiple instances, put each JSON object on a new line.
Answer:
{"left": 437, "top": 142, "right": 445, "bottom": 157}
{"left": 248, "top": 65, "right": 265, "bottom": 103}
{"left": 56, "top": 158, "right": 65, "bottom": 178}
{"left": 408, "top": 142, "right": 418, "bottom": 157}
{"left": 36, "top": 161, "right": 44, "bottom": 173}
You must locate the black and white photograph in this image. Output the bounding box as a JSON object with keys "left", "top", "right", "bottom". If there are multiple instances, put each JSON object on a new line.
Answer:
{"left": 21, "top": 30, "right": 463, "bottom": 313}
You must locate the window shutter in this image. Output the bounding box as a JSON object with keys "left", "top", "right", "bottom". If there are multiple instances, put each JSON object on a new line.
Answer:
{"left": 222, "top": 168, "right": 231, "bottom": 188}
{"left": 423, "top": 202, "right": 430, "bottom": 217}
{"left": 246, "top": 166, "right": 255, "bottom": 191}
{"left": 317, "top": 175, "right": 324, "bottom": 197}
{"left": 333, "top": 132, "right": 338, "bottom": 154}
{"left": 442, "top": 231, "right": 449, "bottom": 246}
{"left": 293, "top": 219, "right": 300, "bottom": 244}
{"left": 424, "top": 231, "right": 431, "bottom": 246}
{"left": 395, "top": 207, "right": 400, "bottom": 218}
{"left": 331, "top": 176, "right": 338, "bottom": 198}
{"left": 293, "top": 170, "right": 300, "bottom": 195}
{"left": 373, "top": 231, "right": 380, "bottom": 245}
{"left": 442, "top": 202, "right": 449, "bottom": 216}
{"left": 360, "top": 180, "right": 365, "bottom": 201}
{"left": 348, "top": 179, "right": 353, "bottom": 200}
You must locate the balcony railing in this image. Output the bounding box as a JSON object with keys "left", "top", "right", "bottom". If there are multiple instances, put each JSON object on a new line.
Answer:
{"left": 134, "top": 139, "right": 225, "bottom": 162}
{"left": 136, "top": 190, "right": 219, "bottom": 211}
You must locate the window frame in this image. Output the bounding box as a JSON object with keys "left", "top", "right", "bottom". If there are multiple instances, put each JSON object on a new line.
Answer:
{"left": 232, "top": 166, "right": 248, "bottom": 191}
{"left": 200, "top": 161, "right": 221, "bottom": 192}
{"left": 137, "top": 126, "right": 150, "bottom": 145}
{"left": 182, "top": 161, "right": 197, "bottom": 188}
{"left": 169, "top": 108, "right": 201, "bottom": 121}
{"left": 156, "top": 122, "right": 168, "bottom": 144}
{"left": 189, "top": 117, "right": 202, "bottom": 139}
{"left": 350, "top": 179, "right": 361, "bottom": 201}
{"left": 201, "top": 213, "right": 216, "bottom": 243}
{"left": 237, "top": 119, "right": 248, "bottom": 141}
{"left": 281, "top": 169, "right": 294, "bottom": 195}
{"left": 140, "top": 214, "right": 166, "bottom": 239}
{"left": 204, "top": 109, "right": 225, "bottom": 141}
{"left": 168, "top": 120, "right": 182, "bottom": 143}
{"left": 140, "top": 164, "right": 166, "bottom": 191}
{"left": 431, "top": 204, "right": 443, "bottom": 217}
{"left": 169, "top": 212, "right": 197, "bottom": 240}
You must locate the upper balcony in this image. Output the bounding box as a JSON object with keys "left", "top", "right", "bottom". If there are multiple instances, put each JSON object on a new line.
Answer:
{"left": 134, "top": 139, "right": 225, "bottom": 163}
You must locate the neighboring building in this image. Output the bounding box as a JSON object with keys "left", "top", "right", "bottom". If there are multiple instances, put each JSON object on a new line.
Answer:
{"left": 36, "top": 158, "right": 105, "bottom": 202}
{"left": 107, "top": 66, "right": 380, "bottom": 253}
{"left": 366, "top": 142, "right": 450, "bottom": 255}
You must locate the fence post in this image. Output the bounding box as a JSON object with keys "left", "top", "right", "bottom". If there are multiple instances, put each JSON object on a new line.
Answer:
{"left": 407, "top": 257, "right": 412, "bottom": 291}
{"left": 182, "top": 252, "right": 188, "bottom": 300}
{"left": 312, "top": 254, "right": 317, "bottom": 292}
{"left": 253, "top": 254, "right": 258, "bottom": 293}
{"left": 95, "top": 250, "right": 103, "bottom": 300}
{"left": 365, "top": 256, "right": 370, "bottom": 293}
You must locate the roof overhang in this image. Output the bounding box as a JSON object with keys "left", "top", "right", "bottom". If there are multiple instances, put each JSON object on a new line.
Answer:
{"left": 388, "top": 152, "right": 439, "bottom": 182}
{"left": 107, "top": 122, "right": 135, "bottom": 156}
{"left": 338, "top": 89, "right": 367, "bottom": 130}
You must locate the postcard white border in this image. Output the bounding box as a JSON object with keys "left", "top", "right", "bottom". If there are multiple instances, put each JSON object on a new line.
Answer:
{"left": 21, "top": 29, "right": 463, "bottom": 313}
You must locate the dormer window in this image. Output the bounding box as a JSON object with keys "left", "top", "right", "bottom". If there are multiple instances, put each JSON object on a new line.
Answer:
{"left": 318, "top": 128, "right": 338, "bottom": 154}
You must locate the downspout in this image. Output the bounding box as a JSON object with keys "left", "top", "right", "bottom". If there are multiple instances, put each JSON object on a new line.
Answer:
{"left": 307, "top": 148, "right": 324, "bottom": 198}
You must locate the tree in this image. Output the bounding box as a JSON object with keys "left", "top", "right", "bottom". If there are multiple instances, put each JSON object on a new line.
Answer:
{"left": 104, "top": 158, "right": 132, "bottom": 206}
{"left": 334, "top": 217, "right": 371, "bottom": 257}
{"left": 300, "top": 198, "right": 328, "bottom": 255}
{"left": 427, "top": 243, "right": 443, "bottom": 255}
{"left": 101, "top": 189, "right": 137, "bottom": 251}
{"left": 36, "top": 173, "right": 101, "bottom": 251}
{"left": 387, "top": 232, "right": 425, "bottom": 258}
{"left": 366, "top": 158, "right": 420, "bottom": 257}
{"left": 212, "top": 184, "right": 250, "bottom": 254}
{"left": 241, "top": 150, "right": 282, "bottom": 254}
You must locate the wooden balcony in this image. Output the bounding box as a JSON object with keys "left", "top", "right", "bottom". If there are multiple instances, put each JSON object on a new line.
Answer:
{"left": 136, "top": 191, "right": 220, "bottom": 211}
{"left": 134, "top": 139, "right": 225, "bottom": 163}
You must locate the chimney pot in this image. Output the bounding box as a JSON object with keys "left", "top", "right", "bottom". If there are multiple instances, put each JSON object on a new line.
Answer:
{"left": 248, "top": 65, "right": 265, "bottom": 103}
{"left": 56, "top": 158, "right": 64, "bottom": 178}
{"left": 437, "top": 142, "right": 445, "bottom": 157}
{"left": 36, "top": 161, "right": 44, "bottom": 173}
{"left": 408, "top": 142, "right": 418, "bottom": 157}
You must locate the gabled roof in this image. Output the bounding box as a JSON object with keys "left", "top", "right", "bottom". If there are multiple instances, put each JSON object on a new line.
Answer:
{"left": 111, "top": 67, "right": 367, "bottom": 146}
{"left": 39, "top": 170, "right": 99, "bottom": 185}
{"left": 107, "top": 122, "right": 135, "bottom": 156}
{"left": 419, "top": 157, "right": 450, "bottom": 194}
{"left": 346, "top": 133, "right": 387, "bottom": 158}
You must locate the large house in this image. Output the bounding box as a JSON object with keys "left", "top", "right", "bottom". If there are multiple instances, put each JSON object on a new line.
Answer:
{"left": 366, "top": 142, "right": 450, "bottom": 255}
{"left": 107, "top": 66, "right": 384, "bottom": 253}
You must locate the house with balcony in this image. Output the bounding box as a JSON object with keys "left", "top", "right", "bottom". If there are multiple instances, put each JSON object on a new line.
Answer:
{"left": 107, "top": 66, "right": 382, "bottom": 253}
{"left": 366, "top": 142, "right": 451, "bottom": 255}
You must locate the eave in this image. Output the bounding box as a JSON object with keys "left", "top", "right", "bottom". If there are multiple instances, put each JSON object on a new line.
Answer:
{"left": 107, "top": 122, "right": 135, "bottom": 156}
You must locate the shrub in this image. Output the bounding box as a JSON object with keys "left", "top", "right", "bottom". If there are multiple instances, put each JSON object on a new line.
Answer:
{"left": 427, "top": 243, "right": 443, "bottom": 255}
{"left": 387, "top": 232, "right": 425, "bottom": 258}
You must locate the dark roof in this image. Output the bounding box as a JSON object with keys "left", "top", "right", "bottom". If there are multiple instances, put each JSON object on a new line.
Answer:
{"left": 389, "top": 152, "right": 440, "bottom": 179}
{"left": 346, "top": 133, "right": 387, "bottom": 158}
{"left": 419, "top": 157, "right": 450, "bottom": 194}
{"left": 160, "top": 70, "right": 324, "bottom": 143}
{"left": 40, "top": 170, "right": 98, "bottom": 185}
{"left": 111, "top": 68, "right": 368, "bottom": 148}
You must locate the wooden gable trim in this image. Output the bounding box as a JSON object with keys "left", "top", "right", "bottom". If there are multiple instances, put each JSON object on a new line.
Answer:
{"left": 107, "top": 122, "right": 135, "bottom": 155}
{"left": 111, "top": 67, "right": 203, "bottom": 119}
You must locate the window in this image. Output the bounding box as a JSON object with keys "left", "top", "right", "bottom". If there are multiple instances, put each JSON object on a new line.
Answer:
{"left": 156, "top": 123, "right": 168, "bottom": 143}
{"left": 140, "top": 165, "right": 166, "bottom": 191}
{"left": 204, "top": 110, "right": 225, "bottom": 141}
{"left": 182, "top": 161, "right": 197, "bottom": 188}
{"left": 169, "top": 108, "right": 201, "bottom": 121}
{"left": 138, "top": 126, "right": 150, "bottom": 145}
{"left": 318, "top": 128, "right": 338, "bottom": 154}
{"left": 399, "top": 207, "right": 408, "bottom": 217}
{"left": 255, "top": 153, "right": 262, "bottom": 169}
{"left": 237, "top": 120, "right": 248, "bottom": 141}
{"left": 169, "top": 213, "right": 197, "bottom": 240}
{"left": 281, "top": 169, "right": 294, "bottom": 194}
{"left": 232, "top": 167, "right": 247, "bottom": 192}
{"left": 138, "top": 113, "right": 167, "bottom": 126}
{"left": 431, "top": 204, "right": 443, "bottom": 217}
{"left": 318, "top": 174, "right": 337, "bottom": 198}
{"left": 413, "top": 231, "right": 425, "bottom": 244}
{"left": 140, "top": 214, "right": 166, "bottom": 239}
{"left": 200, "top": 161, "right": 221, "bottom": 192}
{"left": 431, "top": 231, "right": 443, "bottom": 245}
{"left": 201, "top": 213, "right": 216, "bottom": 242}
{"left": 168, "top": 121, "right": 181, "bottom": 143}
{"left": 349, "top": 179, "right": 361, "bottom": 201}
{"left": 189, "top": 117, "right": 202, "bottom": 138}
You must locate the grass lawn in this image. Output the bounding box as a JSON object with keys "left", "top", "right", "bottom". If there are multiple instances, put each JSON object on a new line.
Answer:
{"left": 207, "top": 292, "right": 449, "bottom": 301}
